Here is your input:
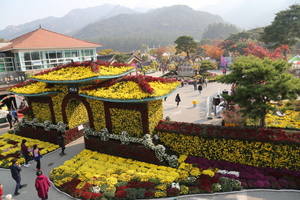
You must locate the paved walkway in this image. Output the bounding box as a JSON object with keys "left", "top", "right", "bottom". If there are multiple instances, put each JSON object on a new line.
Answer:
{"left": 0, "top": 70, "right": 299, "bottom": 200}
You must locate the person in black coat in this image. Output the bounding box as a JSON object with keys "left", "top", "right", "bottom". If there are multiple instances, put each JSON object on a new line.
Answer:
{"left": 6, "top": 111, "right": 13, "bottom": 129}
{"left": 198, "top": 84, "right": 203, "bottom": 94}
{"left": 175, "top": 93, "right": 181, "bottom": 107}
{"left": 57, "top": 130, "right": 66, "bottom": 156}
{"left": 9, "top": 158, "right": 27, "bottom": 195}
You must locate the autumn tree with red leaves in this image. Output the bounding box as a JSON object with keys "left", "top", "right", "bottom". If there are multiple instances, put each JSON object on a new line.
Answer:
{"left": 243, "top": 42, "right": 290, "bottom": 60}
{"left": 201, "top": 44, "right": 225, "bottom": 61}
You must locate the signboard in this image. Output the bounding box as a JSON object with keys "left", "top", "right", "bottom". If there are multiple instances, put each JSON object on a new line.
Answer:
{"left": 68, "top": 85, "right": 78, "bottom": 94}
{"left": 0, "top": 71, "right": 26, "bottom": 85}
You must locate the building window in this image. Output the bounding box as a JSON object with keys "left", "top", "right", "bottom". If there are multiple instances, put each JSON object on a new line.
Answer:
{"left": 71, "top": 50, "right": 78, "bottom": 57}
{"left": 47, "top": 51, "right": 57, "bottom": 59}
{"left": 31, "top": 51, "right": 40, "bottom": 60}
{"left": 57, "top": 50, "right": 63, "bottom": 58}
{"left": 24, "top": 52, "right": 31, "bottom": 61}
{"left": 65, "top": 50, "right": 71, "bottom": 57}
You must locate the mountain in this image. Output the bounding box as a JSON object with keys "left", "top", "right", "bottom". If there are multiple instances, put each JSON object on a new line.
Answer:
{"left": 0, "top": 16, "right": 58, "bottom": 40}
{"left": 73, "top": 5, "right": 225, "bottom": 51}
{"left": 199, "top": 0, "right": 297, "bottom": 29}
{"left": 0, "top": 4, "right": 138, "bottom": 39}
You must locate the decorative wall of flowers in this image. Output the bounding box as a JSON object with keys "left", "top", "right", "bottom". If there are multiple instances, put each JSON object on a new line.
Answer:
{"left": 31, "top": 102, "right": 52, "bottom": 123}
{"left": 157, "top": 131, "right": 300, "bottom": 170}
{"left": 110, "top": 108, "right": 143, "bottom": 138}
{"left": 86, "top": 98, "right": 106, "bottom": 131}
{"left": 66, "top": 99, "right": 89, "bottom": 129}
{"left": 148, "top": 100, "right": 163, "bottom": 135}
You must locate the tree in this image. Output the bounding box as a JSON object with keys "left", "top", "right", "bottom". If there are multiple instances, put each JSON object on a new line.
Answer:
{"left": 174, "top": 36, "right": 198, "bottom": 59}
{"left": 202, "top": 22, "right": 240, "bottom": 40}
{"left": 218, "top": 55, "right": 300, "bottom": 127}
{"left": 152, "top": 47, "right": 167, "bottom": 60}
{"left": 114, "top": 53, "right": 131, "bottom": 63}
{"left": 243, "top": 42, "right": 290, "bottom": 60}
{"left": 199, "top": 60, "right": 217, "bottom": 73}
{"left": 140, "top": 44, "right": 149, "bottom": 54}
{"left": 260, "top": 4, "right": 300, "bottom": 56}
{"left": 200, "top": 44, "right": 224, "bottom": 61}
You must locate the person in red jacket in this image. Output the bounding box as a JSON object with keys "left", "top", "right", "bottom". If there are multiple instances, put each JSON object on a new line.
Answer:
{"left": 0, "top": 183, "right": 3, "bottom": 200}
{"left": 35, "top": 170, "right": 51, "bottom": 200}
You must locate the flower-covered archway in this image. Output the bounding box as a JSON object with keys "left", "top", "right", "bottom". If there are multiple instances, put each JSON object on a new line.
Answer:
{"left": 61, "top": 94, "right": 92, "bottom": 129}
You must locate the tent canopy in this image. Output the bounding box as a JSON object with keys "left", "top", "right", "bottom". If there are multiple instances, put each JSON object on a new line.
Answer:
{"left": 288, "top": 55, "right": 300, "bottom": 63}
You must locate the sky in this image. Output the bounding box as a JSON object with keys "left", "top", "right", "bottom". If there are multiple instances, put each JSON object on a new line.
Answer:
{"left": 0, "top": 0, "right": 222, "bottom": 30}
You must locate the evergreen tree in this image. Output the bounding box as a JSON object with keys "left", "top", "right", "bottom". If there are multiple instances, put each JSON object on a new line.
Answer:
{"left": 174, "top": 35, "right": 198, "bottom": 59}
{"left": 260, "top": 4, "right": 300, "bottom": 54}
{"left": 218, "top": 55, "right": 300, "bottom": 127}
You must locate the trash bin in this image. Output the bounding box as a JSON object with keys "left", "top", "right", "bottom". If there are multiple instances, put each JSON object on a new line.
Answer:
{"left": 222, "top": 90, "right": 228, "bottom": 95}
{"left": 192, "top": 100, "right": 198, "bottom": 107}
{"left": 213, "top": 97, "right": 220, "bottom": 105}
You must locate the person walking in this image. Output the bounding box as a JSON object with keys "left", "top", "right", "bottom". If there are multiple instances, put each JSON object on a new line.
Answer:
{"left": 204, "top": 78, "right": 208, "bottom": 87}
{"left": 9, "top": 158, "right": 27, "bottom": 196}
{"left": 35, "top": 170, "right": 51, "bottom": 200}
{"left": 21, "top": 139, "right": 31, "bottom": 167}
{"left": 198, "top": 84, "right": 203, "bottom": 94}
{"left": 175, "top": 93, "right": 181, "bottom": 107}
{"left": 11, "top": 110, "right": 18, "bottom": 125}
{"left": 57, "top": 130, "right": 66, "bottom": 156}
{"left": 33, "top": 145, "right": 42, "bottom": 170}
{"left": 193, "top": 80, "right": 197, "bottom": 90}
{"left": 6, "top": 111, "right": 13, "bottom": 129}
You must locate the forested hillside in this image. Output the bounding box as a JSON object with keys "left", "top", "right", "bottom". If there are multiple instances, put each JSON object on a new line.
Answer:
{"left": 73, "top": 5, "right": 225, "bottom": 52}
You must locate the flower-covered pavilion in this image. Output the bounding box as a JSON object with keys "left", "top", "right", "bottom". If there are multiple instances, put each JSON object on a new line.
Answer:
{"left": 8, "top": 60, "right": 180, "bottom": 140}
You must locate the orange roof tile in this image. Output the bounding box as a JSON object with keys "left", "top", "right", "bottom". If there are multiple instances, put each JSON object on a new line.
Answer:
{"left": 0, "top": 28, "right": 102, "bottom": 51}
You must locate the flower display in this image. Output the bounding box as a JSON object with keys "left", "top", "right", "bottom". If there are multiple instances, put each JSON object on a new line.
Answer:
{"left": 66, "top": 99, "right": 88, "bottom": 129}
{"left": 85, "top": 98, "right": 105, "bottom": 131}
{"left": 155, "top": 120, "right": 300, "bottom": 144}
{"left": 29, "top": 60, "right": 134, "bottom": 81}
{"left": 148, "top": 100, "right": 163, "bottom": 134}
{"left": 186, "top": 157, "right": 300, "bottom": 190}
{"left": 31, "top": 102, "right": 52, "bottom": 123}
{"left": 157, "top": 130, "right": 300, "bottom": 170}
{"left": 52, "top": 86, "right": 68, "bottom": 123}
{"left": 8, "top": 81, "right": 61, "bottom": 94}
{"left": 265, "top": 110, "right": 300, "bottom": 128}
{"left": 80, "top": 75, "right": 180, "bottom": 100}
{"left": 49, "top": 149, "right": 230, "bottom": 199}
{"left": 110, "top": 108, "right": 142, "bottom": 138}
{"left": 0, "top": 133, "right": 59, "bottom": 168}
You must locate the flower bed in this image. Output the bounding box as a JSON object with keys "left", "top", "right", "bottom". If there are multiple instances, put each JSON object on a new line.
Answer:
{"left": 155, "top": 120, "right": 300, "bottom": 144}
{"left": 156, "top": 129, "right": 300, "bottom": 170}
{"left": 0, "top": 133, "right": 58, "bottom": 168}
{"left": 50, "top": 150, "right": 242, "bottom": 200}
{"left": 186, "top": 157, "right": 300, "bottom": 190}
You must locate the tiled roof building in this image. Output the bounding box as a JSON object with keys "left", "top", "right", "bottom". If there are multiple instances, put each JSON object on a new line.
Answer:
{"left": 0, "top": 27, "right": 102, "bottom": 96}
